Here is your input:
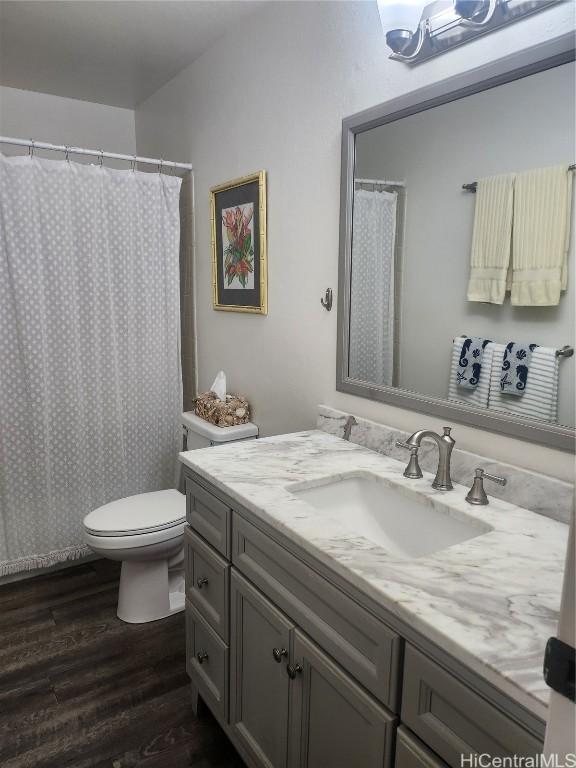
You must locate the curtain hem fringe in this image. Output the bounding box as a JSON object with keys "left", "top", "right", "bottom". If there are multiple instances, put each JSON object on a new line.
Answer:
{"left": 0, "top": 544, "right": 92, "bottom": 577}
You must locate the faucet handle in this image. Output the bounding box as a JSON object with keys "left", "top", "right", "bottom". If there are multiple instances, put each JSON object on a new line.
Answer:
{"left": 465, "top": 468, "right": 507, "bottom": 505}
{"left": 482, "top": 469, "right": 507, "bottom": 486}
{"left": 396, "top": 441, "right": 423, "bottom": 479}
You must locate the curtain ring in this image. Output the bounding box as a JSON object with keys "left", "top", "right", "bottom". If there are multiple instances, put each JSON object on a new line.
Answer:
{"left": 28, "top": 139, "right": 35, "bottom": 158}
{"left": 98, "top": 150, "right": 104, "bottom": 167}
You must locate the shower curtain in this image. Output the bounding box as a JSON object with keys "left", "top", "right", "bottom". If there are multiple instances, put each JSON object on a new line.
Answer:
{"left": 0, "top": 154, "right": 183, "bottom": 575}
{"left": 349, "top": 187, "right": 398, "bottom": 386}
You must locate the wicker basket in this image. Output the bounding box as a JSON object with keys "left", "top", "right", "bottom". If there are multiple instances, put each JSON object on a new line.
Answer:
{"left": 194, "top": 391, "right": 251, "bottom": 427}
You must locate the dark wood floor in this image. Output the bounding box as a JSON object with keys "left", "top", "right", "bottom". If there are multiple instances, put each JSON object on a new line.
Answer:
{"left": 0, "top": 559, "right": 245, "bottom": 768}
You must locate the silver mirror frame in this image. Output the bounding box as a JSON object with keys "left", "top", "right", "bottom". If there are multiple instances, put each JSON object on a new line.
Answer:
{"left": 337, "top": 34, "right": 576, "bottom": 453}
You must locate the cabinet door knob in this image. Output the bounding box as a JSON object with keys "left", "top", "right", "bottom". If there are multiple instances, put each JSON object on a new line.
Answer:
{"left": 272, "top": 647, "right": 288, "bottom": 663}
{"left": 196, "top": 576, "right": 209, "bottom": 589}
{"left": 197, "top": 650, "right": 209, "bottom": 665}
{"left": 287, "top": 663, "right": 302, "bottom": 679}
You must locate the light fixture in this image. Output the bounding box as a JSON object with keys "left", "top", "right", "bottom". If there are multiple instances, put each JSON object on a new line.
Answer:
{"left": 377, "top": 0, "right": 563, "bottom": 65}
{"left": 376, "top": 0, "right": 426, "bottom": 54}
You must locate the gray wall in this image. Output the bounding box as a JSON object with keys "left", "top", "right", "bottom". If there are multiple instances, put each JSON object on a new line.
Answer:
{"left": 355, "top": 62, "right": 575, "bottom": 427}
{"left": 135, "top": 0, "right": 575, "bottom": 481}
{"left": 0, "top": 85, "right": 136, "bottom": 168}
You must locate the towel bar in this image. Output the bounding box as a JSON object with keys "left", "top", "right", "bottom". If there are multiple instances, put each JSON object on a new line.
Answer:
{"left": 456, "top": 336, "right": 573, "bottom": 359}
{"left": 462, "top": 164, "right": 576, "bottom": 192}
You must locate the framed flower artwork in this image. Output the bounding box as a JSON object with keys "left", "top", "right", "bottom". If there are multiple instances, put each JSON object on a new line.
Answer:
{"left": 210, "top": 171, "right": 267, "bottom": 314}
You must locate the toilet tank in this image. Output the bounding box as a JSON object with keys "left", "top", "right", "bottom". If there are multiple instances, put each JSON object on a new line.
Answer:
{"left": 182, "top": 411, "right": 258, "bottom": 450}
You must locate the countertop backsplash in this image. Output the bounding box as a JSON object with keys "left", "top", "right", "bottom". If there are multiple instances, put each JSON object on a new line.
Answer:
{"left": 317, "top": 405, "right": 574, "bottom": 525}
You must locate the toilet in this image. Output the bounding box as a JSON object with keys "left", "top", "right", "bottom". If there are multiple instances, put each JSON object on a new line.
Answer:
{"left": 83, "top": 412, "right": 258, "bottom": 624}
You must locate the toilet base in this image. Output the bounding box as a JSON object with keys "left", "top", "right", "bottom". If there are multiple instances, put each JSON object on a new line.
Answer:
{"left": 117, "top": 558, "right": 185, "bottom": 624}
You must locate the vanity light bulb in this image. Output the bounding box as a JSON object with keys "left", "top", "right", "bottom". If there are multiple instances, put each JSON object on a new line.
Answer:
{"left": 377, "top": 0, "right": 426, "bottom": 52}
{"left": 453, "top": 0, "right": 490, "bottom": 20}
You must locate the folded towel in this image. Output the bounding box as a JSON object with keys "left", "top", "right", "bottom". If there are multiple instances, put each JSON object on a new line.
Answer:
{"left": 448, "top": 336, "right": 494, "bottom": 408}
{"left": 511, "top": 165, "right": 573, "bottom": 306}
{"left": 489, "top": 344, "right": 559, "bottom": 423}
{"left": 500, "top": 342, "right": 538, "bottom": 397}
{"left": 467, "top": 174, "right": 515, "bottom": 304}
{"left": 456, "top": 336, "right": 492, "bottom": 389}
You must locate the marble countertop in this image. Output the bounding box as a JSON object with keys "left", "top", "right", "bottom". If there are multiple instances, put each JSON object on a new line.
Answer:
{"left": 179, "top": 430, "right": 569, "bottom": 720}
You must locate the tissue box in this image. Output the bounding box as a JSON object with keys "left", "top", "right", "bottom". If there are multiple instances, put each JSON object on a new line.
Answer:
{"left": 194, "top": 391, "right": 251, "bottom": 427}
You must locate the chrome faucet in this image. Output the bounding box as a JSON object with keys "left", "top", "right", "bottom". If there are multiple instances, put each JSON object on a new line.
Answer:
{"left": 397, "top": 427, "right": 455, "bottom": 491}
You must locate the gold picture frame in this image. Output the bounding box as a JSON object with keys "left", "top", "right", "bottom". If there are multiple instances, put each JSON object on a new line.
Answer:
{"left": 210, "top": 171, "right": 267, "bottom": 314}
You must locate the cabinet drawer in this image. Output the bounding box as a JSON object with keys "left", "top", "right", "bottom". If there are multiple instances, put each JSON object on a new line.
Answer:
{"left": 396, "top": 727, "right": 448, "bottom": 768}
{"left": 186, "top": 600, "right": 228, "bottom": 722}
{"left": 401, "top": 645, "right": 542, "bottom": 767}
{"left": 233, "top": 514, "right": 402, "bottom": 711}
{"left": 184, "top": 527, "right": 230, "bottom": 640}
{"left": 186, "top": 477, "right": 231, "bottom": 557}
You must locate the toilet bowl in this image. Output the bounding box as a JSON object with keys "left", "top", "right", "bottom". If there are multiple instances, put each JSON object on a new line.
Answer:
{"left": 84, "top": 489, "right": 187, "bottom": 623}
{"left": 83, "top": 412, "right": 258, "bottom": 624}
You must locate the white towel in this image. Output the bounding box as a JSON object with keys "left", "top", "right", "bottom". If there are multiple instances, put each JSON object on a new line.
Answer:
{"left": 448, "top": 336, "right": 494, "bottom": 408}
{"left": 488, "top": 344, "right": 559, "bottom": 423}
{"left": 467, "top": 174, "right": 515, "bottom": 304}
{"left": 511, "top": 165, "right": 573, "bottom": 306}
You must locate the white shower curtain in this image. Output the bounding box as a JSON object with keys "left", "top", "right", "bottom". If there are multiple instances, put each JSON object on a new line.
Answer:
{"left": 349, "top": 187, "right": 398, "bottom": 386}
{"left": 0, "top": 154, "right": 183, "bottom": 575}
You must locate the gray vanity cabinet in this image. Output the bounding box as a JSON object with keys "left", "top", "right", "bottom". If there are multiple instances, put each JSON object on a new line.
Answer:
{"left": 230, "top": 570, "right": 293, "bottom": 768}
{"left": 288, "top": 629, "right": 396, "bottom": 768}
{"left": 183, "top": 470, "right": 545, "bottom": 768}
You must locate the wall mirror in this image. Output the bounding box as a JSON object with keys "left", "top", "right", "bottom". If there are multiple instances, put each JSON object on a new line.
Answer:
{"left": 337, "top": 40, "right": 576, "bottom": 451}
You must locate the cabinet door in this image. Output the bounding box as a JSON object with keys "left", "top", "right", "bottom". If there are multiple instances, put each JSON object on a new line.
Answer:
{"left": 230, "top": 569, "right": 294, "bottom": 768}
{"left": 288, "top": 629, "right": 396, "bottom": 768}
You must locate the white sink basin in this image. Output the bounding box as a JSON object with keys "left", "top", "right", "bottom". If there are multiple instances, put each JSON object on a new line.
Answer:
{"left": 290, "top": 475, "right": 491, "bottom": 559}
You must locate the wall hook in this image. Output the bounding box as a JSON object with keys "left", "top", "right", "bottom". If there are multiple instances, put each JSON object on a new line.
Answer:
{"left": 320, "top": 288, "right": 333, "bottom": 312}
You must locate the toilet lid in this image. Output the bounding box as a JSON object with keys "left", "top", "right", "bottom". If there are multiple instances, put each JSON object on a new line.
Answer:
{"left": 83, "top": 489, "right": 186, "bottom": 536}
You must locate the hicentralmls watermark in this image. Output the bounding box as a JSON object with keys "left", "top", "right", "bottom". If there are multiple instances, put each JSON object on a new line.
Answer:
{"left": 461, "top": 755, "right": 576, "bottom": 768}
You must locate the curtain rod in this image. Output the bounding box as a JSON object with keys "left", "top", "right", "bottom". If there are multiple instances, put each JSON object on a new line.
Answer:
{"left": 355, "top": 177, "right": 406, "bottom": 187}
{"left": 0, "top": 136, "right": 193, "bottom": 171}
{"left": 462, "top": 164, "right": 575, "bottom": 192}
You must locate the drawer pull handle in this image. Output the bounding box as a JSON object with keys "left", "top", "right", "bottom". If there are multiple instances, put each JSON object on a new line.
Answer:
{"left": 196, "top": 577, "right": 209, "bottom": 589}
{"left": 287, "top": 663, "right": 302, "bottom": 679}
{"left": 272, "top": 647, "right": 288, "bottom": 663}
{"left": 197, "top": 650, "right": 209, "bottom": 665}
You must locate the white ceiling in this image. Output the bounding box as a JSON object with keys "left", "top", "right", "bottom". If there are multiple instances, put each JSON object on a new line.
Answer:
{"left": 0, "top": 1, "right": 263, "bottom": 108}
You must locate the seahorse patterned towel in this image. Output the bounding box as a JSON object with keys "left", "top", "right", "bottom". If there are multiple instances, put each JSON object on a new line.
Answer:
{"left": 456, "top": 337, "right": 492, "bottom": 389}
{"left": 500, "top": 342, "right": 538, "bottom": 396}
{"left": 489, "top": 345, "right": 559, "bottom": 422}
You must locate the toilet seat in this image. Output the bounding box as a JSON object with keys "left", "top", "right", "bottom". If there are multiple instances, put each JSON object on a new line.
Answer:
{"left": 83, "top": 489, "right": 186, "bottom": 537}
{"left": 84, "top": 521, "right": 187, "bottom": 551}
